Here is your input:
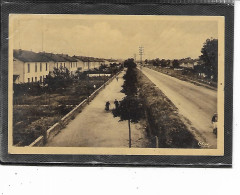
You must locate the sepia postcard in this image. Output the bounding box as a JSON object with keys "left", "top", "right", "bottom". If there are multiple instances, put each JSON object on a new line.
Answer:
{"left": 8, "top": 14, "right": 225, "bottom": 156}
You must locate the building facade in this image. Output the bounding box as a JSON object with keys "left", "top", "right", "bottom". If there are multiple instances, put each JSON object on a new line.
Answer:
{"left": 13, "top": 50, "right": 52, "bottom": 83}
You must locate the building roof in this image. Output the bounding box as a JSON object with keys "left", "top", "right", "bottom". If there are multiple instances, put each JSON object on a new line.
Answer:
{"left": 73, "top": 56, "right": 101, "bottom": 62}
{"left": 57, "top": 54, "right": 78, "bottom": 62}
{"left": 40, "top": 52, "right": 67, "bottom": 62}
{"left": 13, "top": 49, "right": 52, "bottom": 62}
{"left": 72, "top": 56, "right": 89, "bottom": 62}
{"left": 14, "top": 49, "right": 108, "bottom": 63}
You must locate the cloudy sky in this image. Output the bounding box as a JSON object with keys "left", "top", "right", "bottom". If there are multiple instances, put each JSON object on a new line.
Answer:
{"left": 11, "top": 14, "right": 219, "bottom": 60}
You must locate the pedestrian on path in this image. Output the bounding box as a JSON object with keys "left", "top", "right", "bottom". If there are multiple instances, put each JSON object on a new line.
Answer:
{"left": 105, "top": 101, "right": 110, "bottom": 111}
{"left": 114, "top": 99, "right": 119, "bottom": 109}
{"left": 116, "top": 76, "right": 118, "bottom": 82}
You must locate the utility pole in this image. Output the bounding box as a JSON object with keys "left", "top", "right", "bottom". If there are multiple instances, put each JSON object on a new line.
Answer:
{"left": 139, "top": 46, "right": 144, "bottom": 66}
{"left": 128, "top": 119, "right": 131, "bottom": 148}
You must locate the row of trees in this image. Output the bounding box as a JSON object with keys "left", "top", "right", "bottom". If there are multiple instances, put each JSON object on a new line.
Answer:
{"left": 144, "top": 38, "right": 218, "bottom": 81}
{"left": 145, "top": 58, "right": 180, "bottom": 68}
{"left": 113, "top": 58, "right": 144, "bottom": 148}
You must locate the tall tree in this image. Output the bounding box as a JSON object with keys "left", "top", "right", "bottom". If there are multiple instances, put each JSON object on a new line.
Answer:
{"left": 199, "top": 38, "right": 218, "bottom": 81}
{"left": 153, "top": 58, "right": 160, "bottom": 66}
{"left": 123, "top": 58, "right": 136, "bottom": 69}
{"left": 160, "top": 59, "right": 167, "bottom": 67}
{"left": 172, "top": 59, "right": 180, "bottom": 68}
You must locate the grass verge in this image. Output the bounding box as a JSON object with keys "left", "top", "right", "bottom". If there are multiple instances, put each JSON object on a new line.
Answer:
{"left": 136, "top": 68, "right": 200, "bottom": 148}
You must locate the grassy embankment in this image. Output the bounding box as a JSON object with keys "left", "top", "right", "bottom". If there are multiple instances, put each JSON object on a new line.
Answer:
{"left": 13, "top": 76, "right": 110, "bottom": 146}
{"left": 148, "top": 65, "right": 217, "bottom": 89}
{"left": 136, "top": 68, "right": 200, "bottom": 148}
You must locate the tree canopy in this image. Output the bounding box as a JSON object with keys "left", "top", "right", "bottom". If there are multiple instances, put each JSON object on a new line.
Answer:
{"left": 172, "top": 59, "right": 180, "bottom": 68}
{"left": 123, "top": 58, "right": 136, "bottom": 69}
{"left": 199, "top": 38, "right": 218, "bottom": 81}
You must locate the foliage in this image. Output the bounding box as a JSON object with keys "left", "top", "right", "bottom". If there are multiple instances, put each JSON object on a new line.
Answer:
{"left": 136, "top": 69, "right": 199, "bottom": 148}
{"left": 113, "top": 58, "right": 144, "bottom": 122}
{"left": 44, "top": 67, "right": 73, "bottom": 91}
{"left": 121, "top": 59, "right": 138, "bottom": 96}
{"left": 199, "top": 38, "right": 218, "bottom": 81}
{"left": 99, "top": 64, "right": 108, "bottom": 71}
{"left": 14, "top": 83, "right": 44, "bottom": 97}
{"left": 172, "top": 59, "right": 180, "bottom": 68}
{"left": 152, "top": 58, "right": 160, "bottom": 66}
{"left": 148, "top": 58, "right": 169, "bottom": 67}
{"left": 160, "top": 59, "right": 167, "bottom": 67}
{"left": 113, "top": 96, "right": 144, "bottom": 123}
{"left": 123, "top": 58, "right": 136, "bottom": 69}
{"left": 75, "top": 70, "right": 88, "bottom": 80}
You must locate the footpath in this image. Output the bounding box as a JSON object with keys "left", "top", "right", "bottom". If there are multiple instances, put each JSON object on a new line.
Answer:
{"left": 46, "top": 70, "right": 150, "bottom": 147}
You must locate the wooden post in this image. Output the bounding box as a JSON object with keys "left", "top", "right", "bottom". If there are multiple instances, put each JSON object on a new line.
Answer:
{"left": 155, "top": 136, "right": 159, "bottom": 148}
{"left": 128, "top": 119, "right": 131, "bottom": 148}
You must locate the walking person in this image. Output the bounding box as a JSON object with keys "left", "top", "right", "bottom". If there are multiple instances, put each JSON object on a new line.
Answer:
{"left": 105, "top": 101, "right": 110, "bottom": 111}
{"left": 114, "top": 99, "right": 119, "bottom": 109}
{"left": 116, "top": 76, "right": 118, "bottom": 82}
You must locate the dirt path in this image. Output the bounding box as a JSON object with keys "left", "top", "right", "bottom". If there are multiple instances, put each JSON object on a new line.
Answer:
{"left": 140, "top": 67, "right": 217, "bottom": 148}
{"left": 46, "top": 70, "right": 150, "bottom": 147}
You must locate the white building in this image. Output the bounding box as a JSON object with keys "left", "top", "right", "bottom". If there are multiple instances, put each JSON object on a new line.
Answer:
{"left": 179, "top": 58, "right": 198, "bottom": 69}
{"left": 57, "top": 54, "right": 78, "bottom": 75}
{"left": 13, "top": 50, "right": 52, "bottom": 83}
{"left": 39, "top": 52, "right": 65, "bottom": 74}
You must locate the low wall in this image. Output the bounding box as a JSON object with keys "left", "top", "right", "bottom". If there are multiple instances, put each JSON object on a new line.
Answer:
{"left": 29, "top": 71, "right": 121, "bottom": 146}
{"left": 29, "top": 136, "right": 44, "bottom": 147}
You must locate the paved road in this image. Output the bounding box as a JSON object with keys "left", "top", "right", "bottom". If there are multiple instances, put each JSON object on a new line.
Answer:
{"left": 46, "top": 70, "right": 150, "bottom": 148}
{"left": 140, "top": 67, "right": 217, "bottom": 148}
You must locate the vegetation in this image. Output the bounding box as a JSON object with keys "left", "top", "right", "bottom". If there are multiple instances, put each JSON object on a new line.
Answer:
{"left": 144, "top": 38, "right": 218, "bottom": 88}
{"left": 112, "top": 58, "right": 144, "bottom": 147}
{"left": 114, "top": 58, "right": 199, "bottom": 148}
{"left": 13, "top": 65, "right": 120, "bottom": 146}
{"left": 172, "top": 59, "right": 180, "bottom": 68}
{"left": 199, "top": 38, "right": 218, "bottom": 81}
{"left": 114, "top": 58, "right": 144, "bottom": 122}
{"left": 136, "top": 69, "right": 199, "bottom": 148}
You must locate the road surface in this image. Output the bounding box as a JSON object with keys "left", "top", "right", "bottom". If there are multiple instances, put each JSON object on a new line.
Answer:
{"left": 140, "top": 67, "right": 217, "bottom": 148}
{"left": 46, "top": 70, "right": 150, "bottom": 147}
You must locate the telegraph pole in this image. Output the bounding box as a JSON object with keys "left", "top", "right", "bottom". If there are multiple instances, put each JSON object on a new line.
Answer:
{"left": 139, "top": 46, "right": 144, "bottom": 65}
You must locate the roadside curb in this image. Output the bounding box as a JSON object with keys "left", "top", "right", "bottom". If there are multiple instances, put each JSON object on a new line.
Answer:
{"left": 29, "top": 71, "right": 122, "bottom": 147}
